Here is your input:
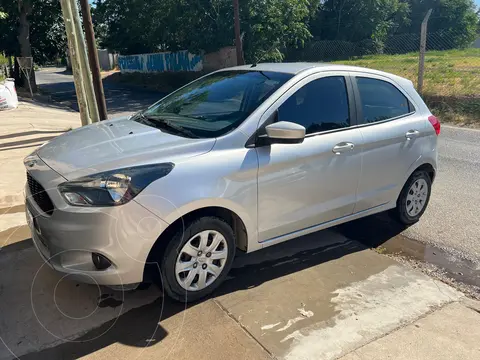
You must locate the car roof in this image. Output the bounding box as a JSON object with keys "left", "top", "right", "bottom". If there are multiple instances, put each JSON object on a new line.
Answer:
{"left": 221, "top": 62, "right": 410, "bottom": 84}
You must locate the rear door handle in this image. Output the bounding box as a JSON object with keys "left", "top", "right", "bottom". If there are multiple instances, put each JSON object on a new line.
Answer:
{"left": 405, "top": 130, "right": 420, "bottom": 140}
{"left": 332, "top": 142, "right": 355, "bottom": 155}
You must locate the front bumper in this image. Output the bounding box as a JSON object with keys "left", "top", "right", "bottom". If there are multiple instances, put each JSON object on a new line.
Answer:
{"left": 25, "top": 162, "right": 168, "bottom": 286}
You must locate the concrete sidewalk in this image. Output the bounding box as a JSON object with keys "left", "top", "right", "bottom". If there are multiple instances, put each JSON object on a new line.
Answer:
{"left": 0, "top": 99, "right": 479, "bottom": 360}
{"left": 0, "top": 99, "right": 80, "bottom": 207}
{"left": 0, "top": 99, "right": 80, "bottom": 250}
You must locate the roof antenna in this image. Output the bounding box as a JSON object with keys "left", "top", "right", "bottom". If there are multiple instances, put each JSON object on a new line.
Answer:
{"left": 251, "top": 44, "right": 278, "bottom": 68}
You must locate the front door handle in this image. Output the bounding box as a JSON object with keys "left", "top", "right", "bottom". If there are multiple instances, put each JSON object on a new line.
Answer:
{"left": 405, "top": 130, "right": 420, "bottom": 140}
{"left": 332, "top": 142, "right": 355, "bottom": 155}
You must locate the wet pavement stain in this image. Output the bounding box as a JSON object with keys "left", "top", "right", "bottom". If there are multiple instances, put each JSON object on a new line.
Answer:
{"left": 97, "top": 294, "right": 123, "bottom": 308}
{"left": 377, "top": 234, "right": 479, "bottom": 287}
{"left": 337, "top": 213, "right": 480, "bottom": 289}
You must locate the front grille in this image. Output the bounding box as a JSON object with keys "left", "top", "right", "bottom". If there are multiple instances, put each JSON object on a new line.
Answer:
{"left": 27, "top": 173, "right": 54, "bottom": 215}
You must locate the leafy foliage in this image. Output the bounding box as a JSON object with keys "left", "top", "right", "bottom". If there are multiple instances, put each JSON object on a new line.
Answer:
{"left": 93, "top": 0, "right": 318, "bottom": 62}
{"left": 241, "top": 0, "right": 318, "bottom": 62}
{"left": 92, "top": 0, "right": 478, "bottom": 60}
{"left": 29, "top": 0, "right": 66, "bottom": 64}
{"left": 397, "top": 0, "right": 479, "bottom": 49}
{"left": 0, "top": 0, "right": 65, "bottom": 64}
{"left": 0, "top": 0, "right": 478, "bottom": 66}
{"left": 311, "top": 0, "right": 410, "bottom": 43}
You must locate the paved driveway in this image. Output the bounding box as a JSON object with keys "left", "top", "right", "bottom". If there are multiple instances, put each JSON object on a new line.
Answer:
{"left": 0, "top": 224, "right": 460, "bottom": 360}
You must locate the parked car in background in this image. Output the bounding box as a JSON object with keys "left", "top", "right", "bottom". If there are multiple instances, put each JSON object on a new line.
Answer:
{"left": 25, "top": 63, "right": 440, "bottom": 302}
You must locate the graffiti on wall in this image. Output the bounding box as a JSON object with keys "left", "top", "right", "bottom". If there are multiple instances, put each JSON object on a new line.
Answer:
{"left": 118, "top": 51, "right": 203, "bottom": 73}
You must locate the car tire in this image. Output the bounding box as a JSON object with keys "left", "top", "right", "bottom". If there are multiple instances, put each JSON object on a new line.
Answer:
{"left": 160, "top": 216, "right": 236, "bottom": 302}
{"left": 392, "top": 170, "right": 432, "bottom": 225}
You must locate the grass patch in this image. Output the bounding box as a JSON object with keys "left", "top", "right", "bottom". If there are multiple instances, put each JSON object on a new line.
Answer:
{"left": 334, "top": 48, "right": 480, "bottom": 126}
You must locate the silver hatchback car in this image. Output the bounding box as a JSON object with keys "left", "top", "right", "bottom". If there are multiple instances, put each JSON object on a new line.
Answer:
{"left": 25, "top": 63, "right": 440, "bottom": 301}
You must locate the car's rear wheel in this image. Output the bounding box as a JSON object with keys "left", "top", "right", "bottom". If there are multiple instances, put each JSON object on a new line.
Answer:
{"left": 161, "top": 216, "right": 235, "bottom": 302}
{"left": 393, "top": 170, "right": 432, "bottom": 225}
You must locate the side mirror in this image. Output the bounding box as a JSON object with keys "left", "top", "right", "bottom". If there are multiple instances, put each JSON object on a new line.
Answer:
{"left": 264, "top": 121, "right": 306, "bottom": 144}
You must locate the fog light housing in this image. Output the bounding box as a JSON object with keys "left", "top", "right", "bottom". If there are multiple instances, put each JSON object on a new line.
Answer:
{"left": 92, "top": 253, "right": 112, "bottom": 270}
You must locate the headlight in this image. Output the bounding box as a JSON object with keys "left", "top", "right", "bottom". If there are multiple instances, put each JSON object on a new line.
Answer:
{"left": 58, "top": 163, "right": 174, "bottom": 206}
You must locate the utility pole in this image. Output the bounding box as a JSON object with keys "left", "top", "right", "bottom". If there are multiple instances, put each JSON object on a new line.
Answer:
{"left": 79, "top": 0, "right": 108, "bottom": 120}
{"left": 59, "top": 0, "right": 100, "bottom": 125}
{"left": 59, "top": 0, "right": 89, "bottom": 126}
{"left": 233, "top": 0, "right": 244, "bottom": 65}
{"left": 68, "top": 0, "right": 100, "bottom": 123}
{"left": 417, "top": 9, "right": 432, "bottom": 95}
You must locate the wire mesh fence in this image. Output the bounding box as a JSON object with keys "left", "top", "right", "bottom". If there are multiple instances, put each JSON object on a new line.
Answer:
{"left": 285, "top": 30, "right": 480, "bottom": 126}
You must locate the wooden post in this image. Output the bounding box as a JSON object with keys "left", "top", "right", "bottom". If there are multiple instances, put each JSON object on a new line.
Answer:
{"left": 68, "top": 0, "right": 100, "bottom": 124}
{"left": 59, "top": 0, "right": 90, "bottom": 126}
{"left": 79, "top": 0, "right": 108, "bottom": 120}
{"left": 417, "top": 9, "right": 432, "bottom": 95}
{"left": 233, "top": 0, "right": 245, "bottom": 65}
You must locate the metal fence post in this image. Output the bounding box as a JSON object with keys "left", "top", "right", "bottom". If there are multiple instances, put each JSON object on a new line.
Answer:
{"left": 417, "top": 9, "right": 432, "bottom": 95}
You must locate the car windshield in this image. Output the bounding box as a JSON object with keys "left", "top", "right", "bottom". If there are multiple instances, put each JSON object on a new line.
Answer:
{"left": 135, "top": 70, "right": 293, "bottom": 138}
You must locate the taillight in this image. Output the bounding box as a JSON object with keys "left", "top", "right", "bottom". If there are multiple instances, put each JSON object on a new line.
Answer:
{"left": 428, "top": 115, "right": 440, "bottom": 136}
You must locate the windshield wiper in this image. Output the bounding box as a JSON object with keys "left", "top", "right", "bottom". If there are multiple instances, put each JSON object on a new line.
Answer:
{"left": 139, "top": 113, "right": 199, "bottom": 138}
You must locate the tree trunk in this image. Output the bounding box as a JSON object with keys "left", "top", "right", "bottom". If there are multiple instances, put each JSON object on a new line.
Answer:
{"left": 17, "top": 0, "right": 37, "bottom": 92}
{"left": 14, "top": 57, "right": 22, "bottom": 87}
{"left": 7, "top": 55, "right": 13, "bottom": 78}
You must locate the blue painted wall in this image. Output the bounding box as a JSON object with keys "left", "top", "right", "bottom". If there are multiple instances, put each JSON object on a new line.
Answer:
{"left": 118, "top": 51, "right": 203, "bottom": 73}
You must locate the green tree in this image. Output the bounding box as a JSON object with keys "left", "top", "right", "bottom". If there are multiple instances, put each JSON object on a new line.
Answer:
{"left": 399, "top": 0, "right": 478, "bottom": 48}
{"left": 241, "top": 0, "right": 318, "bottom": 62}
{"left": 29, "top": 0, "right": 66, "bottom": 64}
{"left": 311, "top": 0, "right": 410, "bottom": 42}
{"left": 0, "top": 0, "right": 65, "bottom": 64}
{"left": 93, "top": 0, "right": 318, "bottom": 62}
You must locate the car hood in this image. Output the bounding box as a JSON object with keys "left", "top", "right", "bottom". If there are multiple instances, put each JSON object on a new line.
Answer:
{"left": 37, "top": 117, "right": 216, "bottom": 179}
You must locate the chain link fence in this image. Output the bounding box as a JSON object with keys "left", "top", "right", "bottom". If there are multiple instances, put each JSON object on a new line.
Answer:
{"left": 285, "top": 31, "right": 480, "bottom": 126}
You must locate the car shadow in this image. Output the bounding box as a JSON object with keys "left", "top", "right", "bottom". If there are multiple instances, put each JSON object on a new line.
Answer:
{"left": 17, "top": 212, "right": 408, "bottom": 359}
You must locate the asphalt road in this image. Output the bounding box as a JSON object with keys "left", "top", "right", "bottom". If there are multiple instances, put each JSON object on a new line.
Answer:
{"left": 404, "top": 125, "right": 480, "bottom": 263}
{"left": 36, "top": 67, "right": 165, "bottom": 118}
{"left": 35, "top": 68, "right": 480, "bottom": 263}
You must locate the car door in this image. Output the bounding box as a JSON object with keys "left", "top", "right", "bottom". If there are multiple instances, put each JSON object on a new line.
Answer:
{"left": 351, "top": 74, "right": 427, "bottom": 212}
{"left": 256, "top": 73, "right": 363, "bottom": 243}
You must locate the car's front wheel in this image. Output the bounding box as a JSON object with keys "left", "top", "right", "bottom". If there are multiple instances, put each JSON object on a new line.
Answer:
{"left": 161, "top": 216, "right": 235, "bottom": 302}
{"left": 393, "top": 170, "right": 432, "bottom": 225}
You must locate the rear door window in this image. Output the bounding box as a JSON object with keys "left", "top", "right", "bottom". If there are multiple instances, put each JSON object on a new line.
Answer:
{"left": 355, "top": 77, "right": 412, "bottom": 123}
